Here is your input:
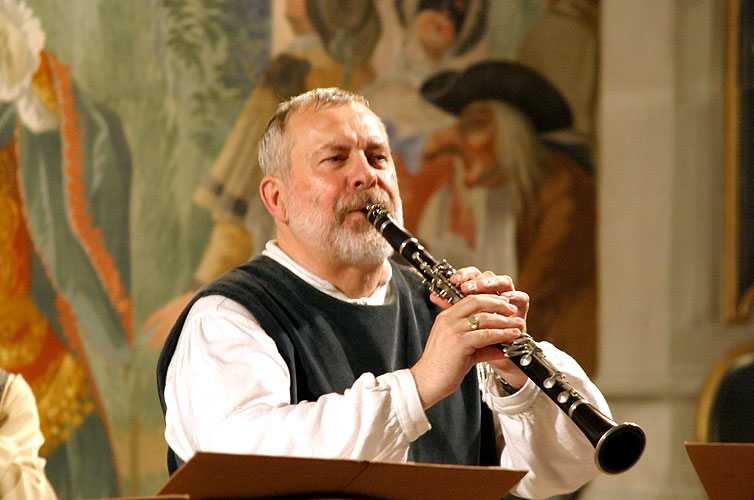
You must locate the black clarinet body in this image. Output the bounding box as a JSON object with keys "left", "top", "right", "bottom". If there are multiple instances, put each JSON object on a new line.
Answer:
{"left": 365, "top": 204, "right": 645, "bottom": 474}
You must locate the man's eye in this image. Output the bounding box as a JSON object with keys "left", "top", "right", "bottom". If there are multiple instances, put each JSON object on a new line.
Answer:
{"left": 370, "top": 155, "right": 388, "bottom": 166}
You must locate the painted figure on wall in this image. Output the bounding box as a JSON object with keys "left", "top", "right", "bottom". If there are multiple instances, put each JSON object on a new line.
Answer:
{"left": 362, "top": 0, "right": 489, "bottom": 231}
{"left": 0, "top": 0, "right": 132, "bottom": 497}
{"left": 145, "top": 0, "right": 382, "bottom": 347}
{"left": 0, "top": 0, "right": 601, "bottom": 497}
{"left": 417, "top": 60, "right": 597, "bottom": 375}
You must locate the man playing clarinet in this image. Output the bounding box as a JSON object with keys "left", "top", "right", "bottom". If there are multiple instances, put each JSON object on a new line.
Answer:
{"left": 157, "top": 87, "right": 609, "bottom": 499}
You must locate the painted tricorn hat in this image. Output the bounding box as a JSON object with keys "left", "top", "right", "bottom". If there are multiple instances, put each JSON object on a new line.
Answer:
{"left": 420, "top": 60, "right": 573, "bottom": 133}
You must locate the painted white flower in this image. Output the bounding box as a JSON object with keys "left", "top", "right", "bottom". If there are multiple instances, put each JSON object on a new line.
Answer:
{"left": 0, "top": 0, "right": 57, "bottom": 132}
{"left": 0, "top": 0, "right": 44, "bottom": 102}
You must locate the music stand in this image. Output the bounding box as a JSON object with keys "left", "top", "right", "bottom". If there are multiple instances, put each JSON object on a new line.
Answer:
{"left": 156, "top": 452, "right": 527, "bottom": 500}
{"left": 685, "top": 442, "right": 754, "bottom": 500}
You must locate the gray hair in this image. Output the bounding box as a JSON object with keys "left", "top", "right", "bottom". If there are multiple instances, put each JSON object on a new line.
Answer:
{"left": 482, "top": 100, "right": 544, "bottom": 212}
{"left": 257, "top": 87, "right": 373, "bottom": 178}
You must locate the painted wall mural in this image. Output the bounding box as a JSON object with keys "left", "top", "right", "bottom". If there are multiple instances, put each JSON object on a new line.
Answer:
{"left": 0, "top": 0, "right": 598, "bottom": 497}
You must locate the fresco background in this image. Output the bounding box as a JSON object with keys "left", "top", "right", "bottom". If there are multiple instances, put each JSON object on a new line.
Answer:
{"left": 4, "top": 1, "right": 753, "bottom": 499}
{"left": 2, "top": 0, "right": 607, "bottom": 498}
{"left": 1, "top": 0, "right": 279, "bottom": 496}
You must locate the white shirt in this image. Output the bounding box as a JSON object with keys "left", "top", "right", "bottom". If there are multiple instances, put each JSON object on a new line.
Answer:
{"left": 165, "top": 241, "right": 605, "bottom": 499}
{"left": 0, "top": 373, "right": 58, "bottom": 500}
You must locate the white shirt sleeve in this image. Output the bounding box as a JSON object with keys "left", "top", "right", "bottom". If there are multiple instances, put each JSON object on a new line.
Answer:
{"left": 0, "top": 374, "right": 59, "bottom": 500}
{"left": 165, "top": 294, "right": 609, "bottom": 499}
{"left": 164, "top": 295, "right": 431, "bottom": 463}
{"left": 479, "top": 342, "right": 605, "bottom": 499}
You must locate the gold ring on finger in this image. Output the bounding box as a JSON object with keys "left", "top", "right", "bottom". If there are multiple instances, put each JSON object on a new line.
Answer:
{"left": 467, "top": 314, "right": 479, "bottom": 330}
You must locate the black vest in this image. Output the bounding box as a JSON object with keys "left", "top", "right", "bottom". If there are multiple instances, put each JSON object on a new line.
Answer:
{"left": 157, "top": 256, "right": 497, "bottom": 473}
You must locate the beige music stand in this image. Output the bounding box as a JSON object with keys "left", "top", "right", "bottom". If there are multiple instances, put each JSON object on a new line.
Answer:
{"left": 685, "top": 442, "right": 754, "bottom": 500}
{"left": 155, "top": 452, "right": 527, "bottom": 500}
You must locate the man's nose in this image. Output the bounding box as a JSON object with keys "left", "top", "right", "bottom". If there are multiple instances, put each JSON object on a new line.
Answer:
{"left": 349, "top": 152, "right": 378, "bottom": 189}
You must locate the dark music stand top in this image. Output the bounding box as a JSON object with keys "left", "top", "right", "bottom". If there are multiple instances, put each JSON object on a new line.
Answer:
{"left": 685, "top": 442, "right": 754, "bottom": 500}
{"left": 152, "top": 452, "right": 526, "bottom": 500}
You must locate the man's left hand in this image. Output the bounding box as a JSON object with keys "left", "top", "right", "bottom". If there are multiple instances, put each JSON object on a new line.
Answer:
{"left": 429, "top": 267, "right": 530, "bottom": 389}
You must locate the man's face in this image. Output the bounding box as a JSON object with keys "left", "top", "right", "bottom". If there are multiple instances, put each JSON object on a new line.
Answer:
{"left": 457, "top": 105, "right": 504, "bottom": 188}
{"left": 282, "top": 102, "right": 402, "bottom": 266}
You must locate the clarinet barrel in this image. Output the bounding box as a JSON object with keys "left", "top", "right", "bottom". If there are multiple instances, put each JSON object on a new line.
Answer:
{"left": 365, "top": 204, "right": 646, "bottom": 474}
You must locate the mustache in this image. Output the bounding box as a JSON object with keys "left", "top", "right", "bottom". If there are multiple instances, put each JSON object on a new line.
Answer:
{"left": 334, "top": 189, "right": 394, "bottom": 224}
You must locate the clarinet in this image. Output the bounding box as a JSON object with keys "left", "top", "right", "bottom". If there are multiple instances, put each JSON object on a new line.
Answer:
{"left": 365, "top": 204, "right": 645, "bottom": 474}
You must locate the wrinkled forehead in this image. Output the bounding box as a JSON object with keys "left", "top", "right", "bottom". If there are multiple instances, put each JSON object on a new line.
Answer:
{"left": 289, "top": 102, "right": 389, "bottom": 143}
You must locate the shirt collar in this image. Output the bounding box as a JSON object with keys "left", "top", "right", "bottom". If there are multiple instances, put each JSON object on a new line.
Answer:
{"left": 261, "top": 241, "right": 392, "bottom": 305}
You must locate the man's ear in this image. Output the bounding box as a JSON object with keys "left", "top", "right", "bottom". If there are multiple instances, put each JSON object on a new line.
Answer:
{"left": 259, "top": 176, "right": 288, "bottom": 223}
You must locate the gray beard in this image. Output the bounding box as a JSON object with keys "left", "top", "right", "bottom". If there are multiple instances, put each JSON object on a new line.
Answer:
{"left": 287, "top": 188, "right": 401, "bottom": 267}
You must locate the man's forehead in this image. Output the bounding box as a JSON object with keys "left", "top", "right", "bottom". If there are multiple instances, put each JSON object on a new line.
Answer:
{"left": 292, "top": 103, "right": 387, "bottom": 143}
{"left": 293, "top": 101, "right": 375, "bottom": 123}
